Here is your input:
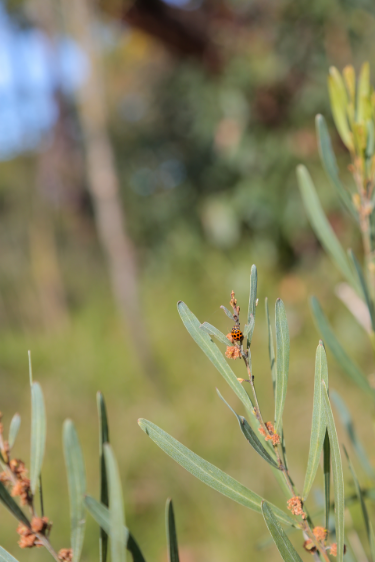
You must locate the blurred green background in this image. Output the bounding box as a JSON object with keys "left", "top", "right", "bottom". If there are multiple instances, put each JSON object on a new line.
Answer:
{"left": 1, "top": 0, "right": 375, "bottom": 560}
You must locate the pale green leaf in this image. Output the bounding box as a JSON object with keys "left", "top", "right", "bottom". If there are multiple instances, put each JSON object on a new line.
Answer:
{"left": 217, "top": 390, "right": 279, "bottom": 469}
{"left": 8, "top": 414, "right": 21, "bottom": 451}
{"left": 328, "top": 67, "right": 353, "bottom": 150}
{"left": 247, "top": 265, "right": 257, "bottom": 347}
{"left": 97, "top": 392, "right": 110, "bottom": 562}
{"left": 220, "top": 306, "right": 234, "bottom": 321}
{"left": 348, "top": 249, "right": 375, "bottom": 331}
{"left": 303, "top": 342, "right": 329, "bottom": 500}
{"left": 138, "top": 419, "right": 296, "bottom": 527}
{"left": 266, "top": 298, "right": 277, "bottom": 397}
{"left": 322, "top": 383, "right": 345, "bottom": 562}
{"left": 275, "top": 299, "right": 289, "bottom": 433}
{"left": 297, "top": 165, "right": 359, "bottom": 291}
{"left": 177, "top": 302, "right": 254, "bottom": 417}
{"left": 104, "top": 444, "right": 126, "bottom": 562}
{"left": 166, "top": 499, "right": 179, "bottom": 562}
{"left": 84, "top": 496, "right": 146, "bottom": 562}
{"left": 0, "top": 546, "right": 21, "bottom": 562}
{"left": 199, "top": 322, "right": 232, "bottom": 347}
{"left": 261, "top": 502, "right": 303, "bottom": 562}
{"left": 63, "top": 420, "right": 86, "bottom": 562}
{"left": 311, "top": 297, "right": 375, "bottom": 397}
{"left": 243, "top": 316, "right": 254, "bottom": 338}
{"left": 30, "top": 382, "right": 46, "bottom": 495}
{"left": 357, "top": 62, "right": 371, "bottom": 123}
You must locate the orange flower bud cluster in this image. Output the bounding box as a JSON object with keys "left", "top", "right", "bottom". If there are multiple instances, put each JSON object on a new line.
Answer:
{"left": 329, "top": 543, "right": 346, "bottom": 557}
{"left": 313, "top": 526, "right": 327, "bottom": 542}
{"left": 225, "top": 346, "right": 242, "bottom": 360}
{"left": 58, "top": 548, "right": 73, "bottom": 561}
{"left": 17, "top": 517, "right": 52, "bottom": 549}
{"left": 258, "top": 422, "right": 281, "bottom": 446}
{"left": 287, "top": 496, "right": 306, "bottom": 519}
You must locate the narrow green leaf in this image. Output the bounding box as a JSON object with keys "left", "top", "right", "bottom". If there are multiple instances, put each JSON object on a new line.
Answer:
{"left": 328, "top": 67, "right": 353, "bottom": 151}
{"left": 348, "top": 249, "right": 375, "bottom": 331}
{"left": 138, "top": 419, "right": 296, "bottom": 527}
{"left": 275, "top": 299, "right": 289, "bottom": 433}
{"left": 323, "top": 431, "right": 330, "bottom": 531}
{"left": 30, "top": 382, "right": 46, "bottom": 495}
{"left": 322, "top": 383, "right": 345, "bottom": 562}
{"left": 8, "top": 414, "right": 21, "bottom": 451}
{"left": 247, "top": 265, "right": 257, "bottom": 347}
{"left": 357, "top": 62, "right": 371, "bottom": 123}
{"left": 84, "top": 496, "right": 146, "bottom": 562}
{"left": 261, "top": 502, "right": 303, "bottom": 562}
{"left": 200, "top": 322, "right": 231, "bottom": 347}
{"left": 63, "top": 420, "right": 86, "bottom": 562}
{"left": 310, "top": 297, "right": 375, "bottom": 397}
{"left": 315, "top": 114, "right": 356, "bottom": 219}
{"left": 367, "top": 120, "right": 374, "bottom": 161}
{"left": 303, "top": 342, "right": 329, "bottom": 500}
{"left": 220, "top": 306, "right": 234, "bottom": 321}
{"left": 344, "top": 447, "right": 375, "bottom": 561}
{"left": 104, "top": 444, "right": 126, "bottom": 562}
{"left": 265, "top": 298, "right": 277, "bottom": 396}
{"left": 166, "top": 499, "right": 180, "bottom": 562}
{"left": 297, "top": 165, "right": 358, "bottom": 291}
{"left": 0, "top": 480, "right": 30, "bottom": 526}
{"left": 217, "top": 390, "right": 279, "bottom": 469}
{"left": 243, "top": 316, "right": 254, "bottom": 338}
{"left": 97, "top": 392, "right": 110, "bottom": 562}
{"left": 330, "top": 390, "right": 375, "bottom": 480}
{"left": 0, "top": 546, "right": 21, "bottom": 562}
{"left": 177, "top": 302, "right": 254, "bottom": 417}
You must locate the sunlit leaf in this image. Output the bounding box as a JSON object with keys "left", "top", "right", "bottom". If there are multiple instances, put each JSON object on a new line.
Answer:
{"left": 104, "top": 444, "right": 126, "bottom": 562}
{"left": 310, "top": 297, "right": 375, "bottom": 397}
{"left": 166, "top": 499, "right": 180, "bottom": 562}
{"left": 330, "top": 390, "right": 375, "bottom": 480}
{"left": 315, "top": 114, "right": 356, "bottom": 219}
{"left": 343, "top": 65, "right": 355, "bottom": 102}
{"left": 177, "top": 302, "right": 254, "bottom": 417}
{"left": 217, "top": 390, "right": 279, "bottom": 469}
{"left": 275, "top": 299, "right": 289, "bottom": 433}
{"left": 97, "top": 392, "right": 110, "bottom": 562}
{"left": 261, "top": 502, "right": 303, "bottom": 562}
{"left": 247, "top": 264, "right": 257, "bottom": 347}
{"left": 8, "top": 414, "right": 21, "bottom": 451}
{"left": 303, "top": 342, "right": 328, "bottom": 500}
{"left": 63, "top": 420, "right": 86, "bottom": 562}
{"left": 84, "top": 496, "right": 146, "bottom": 562}
{"left": 344, "top": 447, "right": 375, "bottom": 561}
{"left": 138, "top": 419, "right": 296, "bottom": 527}
{"left": 30, "top": 382, "right": 46, "bottom": 496}
{"left": 322, "top": 383, "right": 345, "bottom": 562}
{"left": 328, "top": 66, "right": 353, "bottom": 151}
{"left": 297, "top": 165, "right": 358, "bottom": 291}
{"left": 199, "top": 322, "right": 231, "bottom": 347}
{"left": 265, "top": 298, "right": 276, "bottom": 397}
{"left": 357, "top": 62, "right": 371, "bottom": 123}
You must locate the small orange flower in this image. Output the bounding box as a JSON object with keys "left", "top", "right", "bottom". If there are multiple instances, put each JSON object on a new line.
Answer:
{"left": 258, "top": 422, "right": 281, "bottom": 446}
{"left": 287, "top": 496, "right": 307, "bottom": 519}
{"left": 226, "top": 333, "right": 234, "bottom": 344}
{"left": 330, "top": 543, "right": 346, "bottom": 557}
{"left": 313, "top": 526, "right": 327, "bottom": 542}
{"left": 58, "top": 548, "right": 73, "bottom": 561}
{"left": 31, "top": 516, "right": 51, "bottom": 534}
{"left": 225, "top": 346, "right": 242, "bottom": 360}
{"left": 11, "top": 477, "right": 31, "bottom": 505}
{"left": 303, "top": 539, "right": 317, "bottom": 554}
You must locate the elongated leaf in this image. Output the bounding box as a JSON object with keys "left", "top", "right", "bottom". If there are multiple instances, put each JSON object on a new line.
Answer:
{"left": 97, "top": 392, "right": 110, "bottom": 562}
{"left": 0, "top": 480, "right": 30, "bottom": 526}
{"left": 323, "top": 431, "right": 330, "bottom": 531}
{"left": 322, "top": 383, "right": 345, "bottom": 562}
{"left": 63, "top": 420, "right": 86, "bottom": 562}
{"left": 344, "top": 447, "right": 375, "bottom": 561}
{"left": 220, "top": 306, "right": 234, "bottom": 321}
{"left": 200, "top": 323, "right": 232, "bottom": 347}
{"left": 0, "top": 546, "right": 21, "bottom": 562}
{"left": 357, "top": 62, "right": 371, "bottom": 123}
{"left": 275, "top": 299, "right": 289, "bottom": 433}
{"left": 138, "top": 419, "right": 296, "bottom": 527}
{"left": 104, "top": 444, "right": 126, "bottom": 562}
{"left": 328, "top": 67, "right": 353, "bottom": 151}
{"left": 217, "top": 390, "right": 279, "bottom": 469}
{"left": 315, "top": 115, "right": 356, "bottom": 219}
{"left": 30, "top": 382, "right": 46, "bottom": 495}
{"left": 84, "top": 496, "right": 146, "bottom": 562}
{"left": 247, "top": 265, "right": 257, "bottom": 347}
{"left": 243, "top": 316, "right": 254, "bottom": 338}
{"left": 177, "top": 302, "right": 254, "bottom": 417}
{"left": 348, "top": 249, "right": 375, "bottom": 331}
{"left": 297, "top": 165, "right": 358, "bottom": 291}
{"left": 310, "top": 297, "right": 375, "bottom": 397}
{"left": 303, "top": 342, "right": 329, "bottom": 500}
{"left": 8, "top": 414, "right": 21, "bottom": 451}
{"left": 261, "top": 502, "right": 303, "bottom": 562}
{"left": 265, "top": 298, "right": 277, "bottom": 396}
{"left": 330, "top": 390, "right": 375, "bottom": 480}
{"left": 166, "top": 499, "right": 179, "bottom": 562}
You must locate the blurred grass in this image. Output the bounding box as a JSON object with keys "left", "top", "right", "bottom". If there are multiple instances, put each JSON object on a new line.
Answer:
{"left": 0, "top": 241, "right": 373, "bottom": 561}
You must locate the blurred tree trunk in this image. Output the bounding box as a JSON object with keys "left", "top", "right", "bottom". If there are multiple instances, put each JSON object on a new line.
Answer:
{"left": 63, "top": 0, "right": 156, "bottom": 377}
